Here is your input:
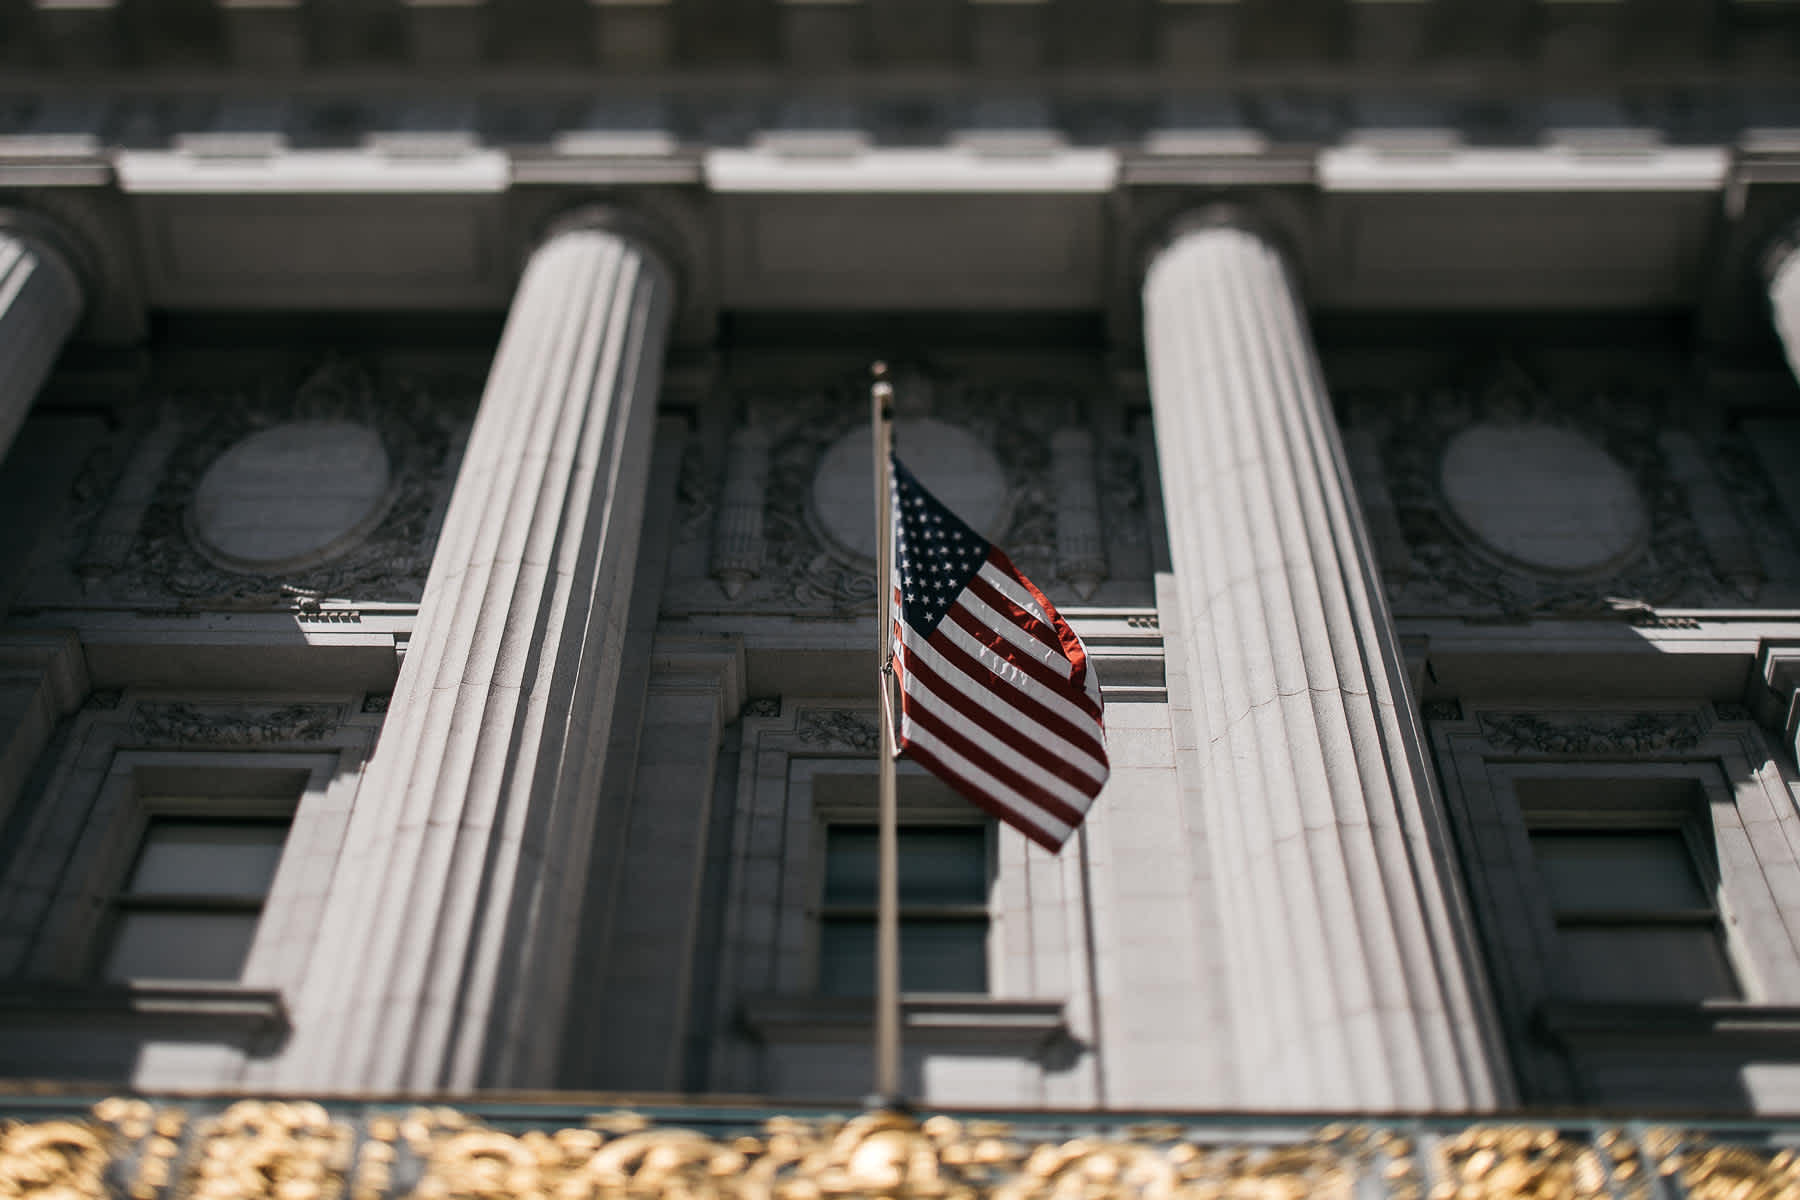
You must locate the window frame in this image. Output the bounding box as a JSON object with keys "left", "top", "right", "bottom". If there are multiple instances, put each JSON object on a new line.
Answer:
{"left": 1424, "top": 705, "right": 1800, "bottom": 1103}
{"left": 804, "top": 761, "right": 997, "bottom": 999}
{"left": 1521, "top": 804, "right": 1741, "bottom": 1006}
{"left": 21, "top": 749, "right": 343, "bottom": 990}
{"left": 98, "top": 805, "right": 298, "bottom": 985}
{"left": 815, "top": 822, "right": 994, "bottom": 998}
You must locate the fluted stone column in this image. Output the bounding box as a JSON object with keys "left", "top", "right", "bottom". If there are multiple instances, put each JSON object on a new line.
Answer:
{"left": 1142, "top": 219, "right": 1508, "bottom": 1110}
{"left": 289, "top": 219, "right": 674, "bottom": 1091}
{"left": 0, "top": 226, "right": 83, "bottom": 466}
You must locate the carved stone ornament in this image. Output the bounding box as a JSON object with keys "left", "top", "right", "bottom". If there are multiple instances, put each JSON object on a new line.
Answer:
{"left": 92, "top": 356, "right": 479, "bottom": 608}
{"left": 1476, "top": 711, "right": 1704, "bottom": 755}
{"left": 794, "top": 709, "right": 879, "bottom": 754}
{"left": 131, "top": 701, "right": 341, "bottom": 746}
{"left": 670, "top": 362, "right": 1147, "bottom": 616}
{"left": 15, "top": 1100, "right": 1800, "bottom": 1200}
{"left": 1349, "top": 356, "right": 1798, "bottom": 618}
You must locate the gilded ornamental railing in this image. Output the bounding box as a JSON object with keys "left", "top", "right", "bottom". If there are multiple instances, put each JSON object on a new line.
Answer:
{"left": 1, "top": 1094, "right": 1798, "bottom": 1200}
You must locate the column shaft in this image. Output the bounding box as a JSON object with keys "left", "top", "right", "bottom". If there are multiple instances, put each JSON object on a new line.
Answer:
{"left": 1142, "top": 223, "right": 1506, "bottom": 1109}
{"left": 290, "top": 225, "right": 673, "bottom": 1091}
{"left": 0, "top": 229, "right": 83, "bottom": 465}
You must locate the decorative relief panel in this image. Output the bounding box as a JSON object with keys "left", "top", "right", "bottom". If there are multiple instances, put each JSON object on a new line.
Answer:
{"left": 1347, "top": 356, "right": 1800, "bottom": 618}
{"left": 667, "top": 360, "right": 1151, "bottom": 618}
{"left": 13, "top": 1100, "right": 1800, "bottom": 1200}
{"left": 1475, "top": 711, "right": 1706, "bottom": 755}
{"left": 129, "top": 700, "right": 344, "bottom": 747}
{"left": 58, "top": 356, "right": 479, "bottom": 610}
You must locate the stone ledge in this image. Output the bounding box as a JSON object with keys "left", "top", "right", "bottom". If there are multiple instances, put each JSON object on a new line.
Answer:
{"left": 740, "top": 994, "right": 1065, "bottom": 1048}
{"left": 1538, "top": 1000, "right": 1800, "bottom": 1048}
{"left": 0, "top": 981, "right": 290, "bottom": 1034}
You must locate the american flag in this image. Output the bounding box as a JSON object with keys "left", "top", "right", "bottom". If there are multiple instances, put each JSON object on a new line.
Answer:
{"left": 888, "top": 454, "right": 1109, "bottom": 852}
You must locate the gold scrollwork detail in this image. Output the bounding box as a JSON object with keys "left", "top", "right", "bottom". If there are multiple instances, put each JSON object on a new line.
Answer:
{"left": 401, "top": 1110, "right": 1363, "bottom": 1200}
{"left": 1646, "top": 1130, "right": 1800, "bottom": 1200}
{"left": 0, "top": 1119, "right": 114, "bottom": 1200}
{"left": 1430, "top": 1126, "right": 1608, "bottom": 1200}
{"left": 183, "top": 1100, "right": 351, "bottom": 1200}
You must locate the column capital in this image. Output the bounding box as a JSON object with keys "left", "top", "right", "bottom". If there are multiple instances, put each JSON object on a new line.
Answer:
{"left": 529, "top": 201, "right": 706, "bottom": 338}
{"left": 1117, "top": 191, "right": 1316, "bottom": 343}
{"left": 1757, "top": 213, "right": 1800, "bottom": 387}
{"left": 0, "top": 207, "right": 89, "bottom": 313}
{"left": 1757, "top": 213, "right": 1800, "bottom": 288}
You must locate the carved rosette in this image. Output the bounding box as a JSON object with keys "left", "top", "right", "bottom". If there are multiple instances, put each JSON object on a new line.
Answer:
{"left": 1051, "top": 428, "right": 1107, "bottom": 600}
{"left": 711, "top": 426, "right": 771, "bottom": 599}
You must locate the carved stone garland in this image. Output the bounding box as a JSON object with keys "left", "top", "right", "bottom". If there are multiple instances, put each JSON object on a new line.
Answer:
{"left": 1350, "top": 358, "right": 1790, "bottom": 618}
{"left": 129, "top": 700, "right": 343, "bottom": 747}
{"left": 99, "top": 356, "right": 479, "bottom": 607}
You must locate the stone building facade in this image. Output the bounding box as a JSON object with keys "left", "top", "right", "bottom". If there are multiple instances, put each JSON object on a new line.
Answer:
{"left": 1, "top": 0, "right": 1799, "bottom": 1118}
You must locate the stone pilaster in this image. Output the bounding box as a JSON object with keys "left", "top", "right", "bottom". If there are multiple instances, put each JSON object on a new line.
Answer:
{"left": 288, "top": 219, "right": 674, "bottom": 1091}
{"left": 0, "top": 226, "right": 83, "bottom": 467}
{"left": 1141, "top": 219, "right": 1508, "bottom": 1110}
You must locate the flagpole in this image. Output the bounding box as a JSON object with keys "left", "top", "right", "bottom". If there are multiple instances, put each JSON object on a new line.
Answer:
{"left": 870, "top": 361, "right": 904, "bottom": 1107}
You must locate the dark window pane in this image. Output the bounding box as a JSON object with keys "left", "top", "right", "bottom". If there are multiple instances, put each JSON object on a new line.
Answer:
{"left": 1558, "top": 927, "right": 1739, "bottom": 1003}
{"left": 1531, "top": 830, "right": 1710, "bottom": 913}
{"left": 823, "top": 827, "right": 985, "bottom": 905}
{"left": 129, "top": 818, "right": 288, "bottom": 898}
{"left": 819, "top": 917, "right": 874, "bottom": 997}
{"left": 822, "top": 829, "right": 878, "bottom": 906}
{"left": 103, "top": 911, "right": 260, "bottom": 982}
{"left": 818, "top": 918, "right": 988, "bottom": 996}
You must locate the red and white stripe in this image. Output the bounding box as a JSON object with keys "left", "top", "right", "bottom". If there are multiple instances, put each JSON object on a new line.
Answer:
{"left": 891, "top": 547, "right": 1109, "bottom": 852}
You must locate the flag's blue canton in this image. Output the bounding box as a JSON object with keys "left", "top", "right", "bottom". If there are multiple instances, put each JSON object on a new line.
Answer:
{"left": 892, "top": 455, "right": 991, "bottom": 638}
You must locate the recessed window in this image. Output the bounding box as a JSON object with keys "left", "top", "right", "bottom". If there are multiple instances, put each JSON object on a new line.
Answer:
{"left": 1529, "top": 827, "right": 1738, "bottom": 1005}
{"left": 102, "top": 813, "right": 292, "bottom": 983}
{"left": 818, "top": 825, "right": 989, "bottom": 997}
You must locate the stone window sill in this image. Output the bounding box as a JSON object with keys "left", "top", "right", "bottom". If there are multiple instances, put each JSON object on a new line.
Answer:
{"left": 740, "top": 995, "right": 1066, "bottom": 1049}
{"left": 0, "top": 982, "right": 289, "bottom": 1036}
{"left": 1537, "top": 1001, "right": 1800, "bottom": 1049}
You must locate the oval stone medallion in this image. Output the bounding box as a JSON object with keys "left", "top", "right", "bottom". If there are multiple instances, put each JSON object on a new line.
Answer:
{"left": 812, "top": 419, "right": 1007, "bottom": 561}
{"left": 190, "top": 420, "right": 393, "bottom": 572}
{"left": 1438, "top": 422, "right": 1646, "bottom": 575}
